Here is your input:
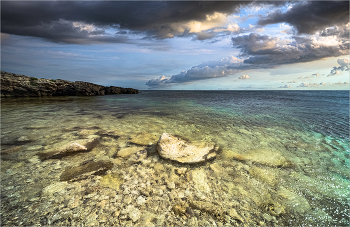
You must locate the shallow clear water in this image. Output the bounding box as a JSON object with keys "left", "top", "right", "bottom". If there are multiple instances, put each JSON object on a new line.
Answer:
{"left": 1, "top": 90, "right": 349, "bottom": 226}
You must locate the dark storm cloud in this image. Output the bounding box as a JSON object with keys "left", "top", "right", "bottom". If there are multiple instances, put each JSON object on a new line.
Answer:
{"left": 1, "top": 1, "right": 268, "bottom": 44}
{"left": 2, "top": 19, "right": 129, "bottom": 44}
{"left": 258, "top": 1, "right": 349, "bottom": 35}
{"left": 1, "top": 1, "right": 290, "bottom": 44}
{"left": 231, "top": 33, "right": 349, "bottom": 65}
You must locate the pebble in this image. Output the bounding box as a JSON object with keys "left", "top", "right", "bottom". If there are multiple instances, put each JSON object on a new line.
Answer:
{"left": 167, "top": 182, "right": 175, "bottom": 189}
{"left": 27, "top": 145, "right": 43, "bottom": 151}
{"left": 99, "top": 195, "right": 109, "bottom": 200}
{"left": 128, "top": 207, "right": 141, "bottom": 222}
{"left": 131, "top": 190, "right": 140, "bottom": 195}
{"left": 153, "top": 188, "right": 163, "bottom": 196}
{"left": 123, "top": 195, "right": 132, "bottom": 204}
{"left": 137, "top": 196, "right": 146, "bottom": 206}
{"left": 178, "top": 191, "right": 185, "bottom": 198}
{"left": 18, "top": 136, "right": 30, "bottom": 142}
{"left": 188, "top": 217, "right": 198, "bottom": 226}
{"left": 262, "top": 213, "right": 273, "bottom": 222}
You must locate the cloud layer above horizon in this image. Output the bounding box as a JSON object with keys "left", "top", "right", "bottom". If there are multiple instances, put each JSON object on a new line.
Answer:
{"left": 1, "top": 1, "right": 349, "bottom": 90}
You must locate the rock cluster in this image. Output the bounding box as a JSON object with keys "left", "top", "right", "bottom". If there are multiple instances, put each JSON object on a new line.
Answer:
{"left": 0, "top": 71, "right": 139, "bottom": 97}
{"left": 2, "top": 126, "right": 323, "bottom": 227}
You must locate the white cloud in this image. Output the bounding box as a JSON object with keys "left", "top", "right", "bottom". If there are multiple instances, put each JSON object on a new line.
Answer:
{"left": 298, "top": 81, "right": 349, "bottom": 87}
{"left": 297, "top": 82, "right": 323, "bottom": 87}
{"left": 213, "top": 23, "right": 240, "bottom": 33}
{"left": 238, "top": 75, "right": 249, "bottom": 79}
{"left": 279, "top": 84, "right": 292, "bottom": 88}
{"left": 327, "top": 58, "right": 350, "bottom": 76}
{"left": 146, "top": 56, "right": 243, "bottom": 86}
{"left": 146, "top": 75, "right": 168, "bottom": 86}
{"left": 334, "top": 81, "right": 349, "bottom": 85}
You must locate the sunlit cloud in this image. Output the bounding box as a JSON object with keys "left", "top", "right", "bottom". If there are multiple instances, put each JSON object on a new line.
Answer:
{"left": 238, "top": 75, "right": 250, "bottom": 79}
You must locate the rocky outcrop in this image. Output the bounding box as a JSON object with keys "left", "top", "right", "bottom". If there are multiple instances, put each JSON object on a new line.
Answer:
{"left": 0, "top": 71, "right": 139, "bottom": 97}
{"left": 156, "top": 133, "right": 217, "bottom": 163}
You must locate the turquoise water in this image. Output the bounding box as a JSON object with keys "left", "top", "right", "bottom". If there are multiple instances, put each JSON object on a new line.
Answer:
{"left": 1, "top": 90, "right": 349, "bottom": 226}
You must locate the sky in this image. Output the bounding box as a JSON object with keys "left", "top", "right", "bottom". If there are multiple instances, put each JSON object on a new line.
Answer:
{"left": 1, "top": 1, "right": 349, "bottom": 90}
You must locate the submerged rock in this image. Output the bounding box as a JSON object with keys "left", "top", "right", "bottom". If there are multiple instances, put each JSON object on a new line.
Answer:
{"left": 60, "top": 160, "right": 113, "bottom": 181}
{"left": 175, "top": 167, "right": 187, "bottom": 175}
{"left": 130, "top": 133, "right": 159, "bottom": 146}
{"left": 228, "top": 149, "right": 293, "bottom": 168}
{"left": 129, "top": 206, "right": 141, "bottom": 222}
{"left": 38, "top": 139, "right": 99, "bottom": 160}
{"left": 209, "top": 163, "right": 224, "bottom": 175}
{"left": 139, "top": 212, "right": 156, "bottom": 226}
{"left": 189, "top": 200, "right": 225, "bottom": 221}
{"left": 156, "top": 133, "right": 217, "bottom": 163}
{"left": 42, "top": 181, "right": 68, "bottom": 195}
{"left": 167, "top": 182, "right": 176, "bottom": 190}
{"left": 117, "top": 146, "right": 144, "bottom": 158}
{"left": 99, "top": 174, "right": 124, "bottom": 190}
{"left": 228, "top": 208, "right": 244, "bottom": 223}
{"left": 191, "top": 169, "right": 211, "bottom": 193}
{"left": 277, "top": 186, "right": 310, "bottom": 215}
{"left": 249, "top": 166, "right": 278, "bottom": 187}
{"left": 126, "top": 149, "right": 147, "bottom": 165}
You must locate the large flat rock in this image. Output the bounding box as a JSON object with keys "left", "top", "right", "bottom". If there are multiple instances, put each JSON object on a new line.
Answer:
{"left": 156, "top": 133, "right": 217, "bottom": 163}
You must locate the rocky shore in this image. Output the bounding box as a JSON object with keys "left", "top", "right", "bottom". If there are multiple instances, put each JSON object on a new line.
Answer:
{"left": 0, "top": 71, "right": 139, "bottom": 97}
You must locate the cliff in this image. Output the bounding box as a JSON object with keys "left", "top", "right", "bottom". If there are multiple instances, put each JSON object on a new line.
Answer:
{"left": 0, "top": 71, "right": 139, "bottom": 97}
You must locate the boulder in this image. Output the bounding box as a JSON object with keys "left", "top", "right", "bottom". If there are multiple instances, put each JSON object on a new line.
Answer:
{"left": 156, "top": 133, "right": 217, "bottom": 163}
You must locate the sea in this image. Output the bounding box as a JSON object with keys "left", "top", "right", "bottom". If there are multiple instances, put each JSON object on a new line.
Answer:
{"left": 1, "top": 90, "right": 349, "bottom": 226}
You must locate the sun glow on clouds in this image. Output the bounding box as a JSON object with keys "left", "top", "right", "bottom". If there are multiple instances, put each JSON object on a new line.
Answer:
{"left": 163, "top": 12, "right": 240, "bottom": 38}
{"left": 239, "top": 75, "right": 249, "bottom": 79}
{"left": 187, "top": 12, "right": 227, "bottom": 33}
{"left": 72, "top": 22, "right": 99, "bottom": 33}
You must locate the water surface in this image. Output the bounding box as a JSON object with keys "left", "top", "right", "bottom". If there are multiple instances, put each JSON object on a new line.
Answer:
{"left": 1, "top": 90, "right": 349, "bottom": 226}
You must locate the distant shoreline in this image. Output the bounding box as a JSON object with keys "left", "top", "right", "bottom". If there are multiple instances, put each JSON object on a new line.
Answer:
{"left": 1, "top": 71, "right": 139, "bottom": 97}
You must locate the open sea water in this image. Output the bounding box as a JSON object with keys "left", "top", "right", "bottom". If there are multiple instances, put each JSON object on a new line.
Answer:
{"left": 1, "top": 90, "right": 349, "bottom": 226}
